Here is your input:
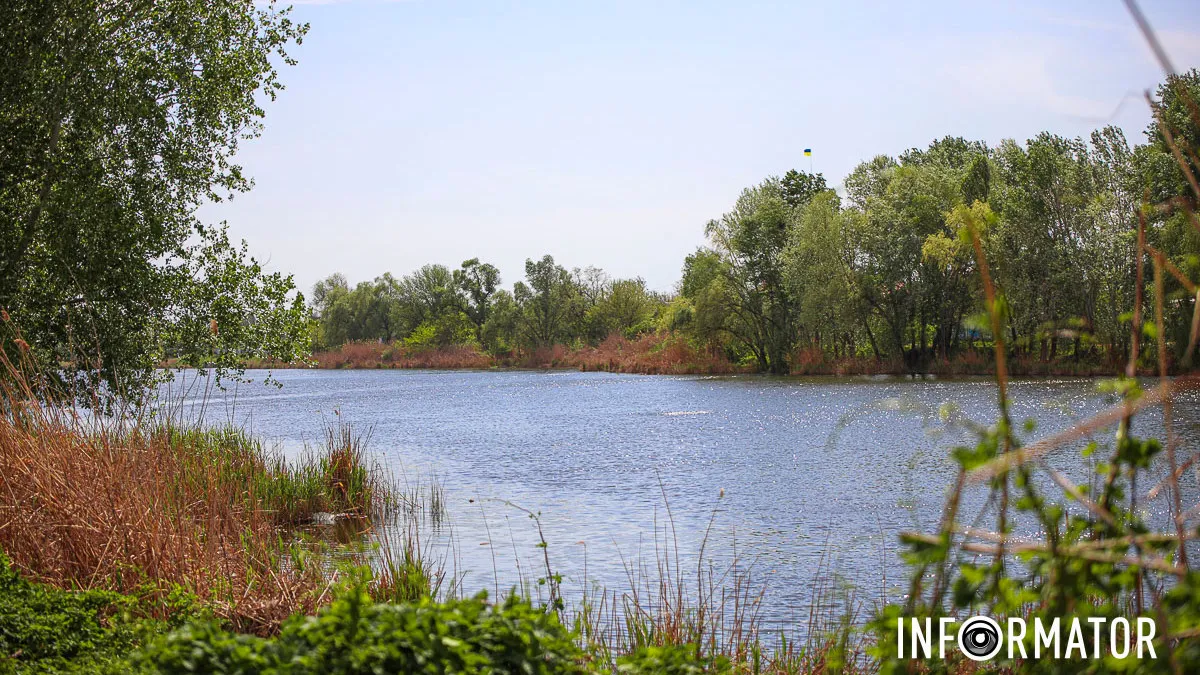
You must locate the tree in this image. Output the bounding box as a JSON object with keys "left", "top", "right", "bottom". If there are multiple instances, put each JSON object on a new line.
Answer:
{"left": 783, "top": 191, "right": 866, "bottom": 358}
{"left": 588, "top": 277, "right": 660, "bottom": 339}
{"left": 312, "top": 274, "right": 350, "bottom": 318}
{"left": 1142, "top": 69, "right": 1200, "bottom": 360}
{"left": 514, "top": 255, "right": 580, "bottom": 349}
{"left": 0, "top": 0, "right": 309, "bottom": 400}
{"left": 780, "top": 170, "right": 829, "bottom": 209}
{"left": 480, "top": 289, "right": 520, "bottom": 354}
{"left": 1144, "top": 68, "right": 1200, "bottom": 208}
{"left": 991, "top": 133, "right": 1096, "bottom": 359}
{"left": 453, "top": 258, "right": 500, "bottom": 340}
{"left": 678, "top": 249, "right": 733, "bottom": 352}
{"left": 704, "top": 178, "right": 796, "bottom": 373}
{"left": 849, "top": 158, "right": 963, "bottom": 365}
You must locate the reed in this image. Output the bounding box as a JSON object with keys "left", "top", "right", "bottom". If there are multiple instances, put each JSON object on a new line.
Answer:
{"left": 0, "top": 340, "right": 397, "bottom": 634}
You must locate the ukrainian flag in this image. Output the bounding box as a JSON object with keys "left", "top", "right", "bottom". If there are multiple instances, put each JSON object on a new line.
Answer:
{"left": 803, "top": 148, "right": 812, "bottom": 156}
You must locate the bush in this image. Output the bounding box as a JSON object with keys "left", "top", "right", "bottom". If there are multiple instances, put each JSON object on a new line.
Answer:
{"left": 615, "top": 645, "right": 731, "bottom": 675}
{"left": 138, "top": 587, "right": 592, "bottom": 674}
{"left": 0, "top": 553, "right": 153, "bottom": 674}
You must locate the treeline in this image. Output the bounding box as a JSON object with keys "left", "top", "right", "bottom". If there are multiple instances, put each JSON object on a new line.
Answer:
{"left": 311, "top": 71, "right": 1200, "bottom": 374}
{"left": 309, "top": 258, "right": 668, "bottom": 356}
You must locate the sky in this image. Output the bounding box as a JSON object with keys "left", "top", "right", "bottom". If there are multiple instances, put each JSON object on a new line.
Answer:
{"left": 200, "top": 0, "right": 1200, "bottom": 296}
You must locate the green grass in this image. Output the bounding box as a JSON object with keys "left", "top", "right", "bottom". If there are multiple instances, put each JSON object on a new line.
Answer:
{"left": 153, "top": 419, "right": 387, "bottom": 527}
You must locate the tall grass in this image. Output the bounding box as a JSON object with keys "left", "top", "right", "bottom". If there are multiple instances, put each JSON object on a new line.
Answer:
{"left": 0, "top": 334, "right": 399, "bottom": 633}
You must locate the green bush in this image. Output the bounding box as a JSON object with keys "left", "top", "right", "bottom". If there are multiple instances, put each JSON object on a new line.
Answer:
{"left": 138, "top": 587, "right": 592, "bottom": 674}
{"left": 615, "top": 645, "right": 731, "bottom": 675}
{"left": 0, "top": 554, "right": 153, "bottom": 674}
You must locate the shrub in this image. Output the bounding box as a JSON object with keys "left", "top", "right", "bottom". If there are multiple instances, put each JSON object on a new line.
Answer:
{"left": 138, "top": 587, "right": 592, "bottom": 674}
{"left": 0, "top": 553, "right": 152, "bottom": 674}
{"left": 615, "top": 645, "right": 731, "bottom": 675}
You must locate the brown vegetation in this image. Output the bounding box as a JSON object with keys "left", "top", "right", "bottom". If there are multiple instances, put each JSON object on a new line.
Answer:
{"left": 301, "top": 333, "right": 745, "bottom": 374}
{"left": 0, "top": 347, "right": 392, "bottom": 634}
{"left": 298, "top": 336, "right": 1139, "bottom": 378}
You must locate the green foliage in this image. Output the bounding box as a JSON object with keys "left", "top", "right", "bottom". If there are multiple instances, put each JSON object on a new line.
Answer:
{"left": 514, "top": 255, "right": 583, "bottom": 350}
{"left": 0, "top": 553, "right": 155, "bottom": 674}
{"left": 455, "top": 258, "right": 501, "bottom": 340}
{"left": 0, "top": 0, "right": 310, "bottom": 401}
{"left": 702, "top": 177, "right": 798, "bottom": 373}
{"left": 871, "top": 379, "right": 1200, "bottom": 672}
{"left": 780, "top": 169, "right": 830, "bottom": 210}
{"left": 615, "top": 644, "right": 731, "bottom": 675}
{"left": 138, "top": 587, "right": 591, "bottom": 674}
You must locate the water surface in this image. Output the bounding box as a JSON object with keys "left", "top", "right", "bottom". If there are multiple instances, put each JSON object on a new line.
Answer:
{"left": 163, "top": 369, "right": 1200, "bottom": 628}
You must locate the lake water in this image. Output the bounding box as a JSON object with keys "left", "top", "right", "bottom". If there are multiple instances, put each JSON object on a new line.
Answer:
{"left": 162, "top": 369, "right": 1200, "bottom": 630}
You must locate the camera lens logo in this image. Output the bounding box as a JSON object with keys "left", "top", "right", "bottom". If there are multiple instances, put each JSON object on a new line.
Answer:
{"left": 958, "top": 616, "right": 1002, "bottom": 661}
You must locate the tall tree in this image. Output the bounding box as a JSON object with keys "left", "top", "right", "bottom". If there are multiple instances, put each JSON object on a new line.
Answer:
{"left": 705, "top": 178, "right": 796, "bottom": 373}
{"left": 514, "top": 255, "right": 580, "bottom": 349}
{"left": 0, "top": 0, "right": 309, "bottom": 400}
{"left": 780, "top": 170, "right": 829, "bottom": 209}
{"left": 453, "top": 258, "right": 500, "bottom": 340}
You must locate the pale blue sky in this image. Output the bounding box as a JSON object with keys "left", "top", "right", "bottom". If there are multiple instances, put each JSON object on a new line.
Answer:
{"left": 203, "top": 0, "right": 1200, "bottom": 295}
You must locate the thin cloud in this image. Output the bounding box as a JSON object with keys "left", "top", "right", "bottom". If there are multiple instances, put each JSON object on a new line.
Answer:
{"left": 938, "top": 36, "right": 1114, "bottom": 121}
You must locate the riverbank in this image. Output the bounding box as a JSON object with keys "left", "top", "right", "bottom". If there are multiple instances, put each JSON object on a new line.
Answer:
{"left": 0, "top": 355, "right": 874, "bottom": 673}
{"left": 9, "top": 352, "right": 1200, "bottom": 671}
{"left": 237, "top": 335, "right": 1142, "bottom": 378}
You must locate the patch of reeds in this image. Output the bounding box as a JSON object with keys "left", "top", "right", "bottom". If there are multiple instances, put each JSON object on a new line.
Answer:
{"left": 466, "top": 492, "right": 879, "bottom": 674}
{"left": 148, "top": 421, "right": 386, "bottom": 528}
{"left": 312, "top": 341, "right": 492, "bottom": 370}
{"left": 307, "top": 333, "right": 743, "bottom": 374}
{"left": 0, "top": 342, "right": 397, "bottom": 633}
{"left": 535, "top": 333, "right": 743, "bottom": 374}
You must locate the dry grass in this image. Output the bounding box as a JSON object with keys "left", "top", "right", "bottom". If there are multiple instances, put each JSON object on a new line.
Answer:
{"left": 298, "top": 338, "right": 1146, "bottom": 378}
{"left": 0, "top": 343, "right": 398, "bottom": 634}
{"left": 307, "top": 333, "right": 743, "bottom": 375}
{"left": 313, "top": 342, "right": 492, "bottom": 370}
{"left": 0, "top": 414, "right": 321, "bottom": 633}
{"left": 528, "top": 333, "right": 743, "bottom": 374}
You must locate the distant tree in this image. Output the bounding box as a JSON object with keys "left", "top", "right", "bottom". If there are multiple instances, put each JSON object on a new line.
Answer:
{"left": 1145, "top": 68, "right": 1200, "bottom": 207}
{"left": 312, "top": 274, "right": 350, "bottom": 318}
{"left": 514, "top": 255, "right": 580, "bottom": 349}
{"left": 480, "top": 289, "right": 520, "bottom": 354}
{"left": 572, "top": 266, "right": 610, "bottom": 308}
{"left": 705, "top": 178, "right": 796, "bottom": 373}
{"left": 679, "top": 249, "right": 726, "bottom": 300}
{"left": 589, "top": 277, "right": 660, "bottom": 339}
{"left": 393, "top": 265, "right": 459, "bottom": 336}
{"left": 783, "top": 191, "right": 863, "bottom": 357}
{"left": 678, "top": 249, "right": 733, "bottom": 351}
{"left": 453, "top": 258, "right": 500, "bottom": 339}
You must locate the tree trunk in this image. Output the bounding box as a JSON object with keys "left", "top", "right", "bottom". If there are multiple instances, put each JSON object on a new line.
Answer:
{"left": 863, "top": 319, "right": 881, "bottom": 360}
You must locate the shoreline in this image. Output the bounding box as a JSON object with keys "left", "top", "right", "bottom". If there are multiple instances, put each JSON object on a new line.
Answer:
{"left": 168, "top": 353, "right": 1145, "bottom": 379}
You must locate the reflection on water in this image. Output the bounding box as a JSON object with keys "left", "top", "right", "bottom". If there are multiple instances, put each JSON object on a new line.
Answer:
{"left": 160, "top": 369, "right": 1200, "bottom": 626}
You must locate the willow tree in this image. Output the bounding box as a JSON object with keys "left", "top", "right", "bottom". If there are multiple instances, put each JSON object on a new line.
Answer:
{"left": 704, "top": 178, "right": 796, "bottom": 373}
{"left": 0, "top": 0, "right": 310, "bottom": 401}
